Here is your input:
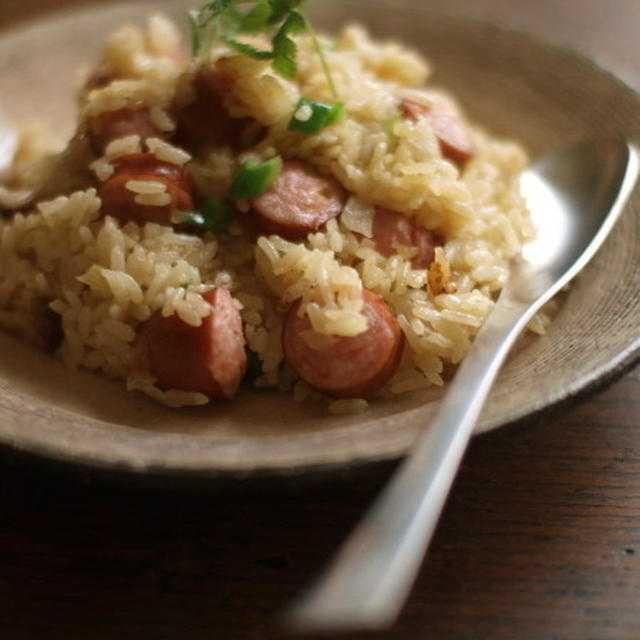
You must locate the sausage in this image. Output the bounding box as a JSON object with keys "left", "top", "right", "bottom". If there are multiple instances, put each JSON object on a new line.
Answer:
{"left": 132, "top": 287, "right": 247, "bottom": 399}
{"left": 372, "top": 207, "right": 439, "bottom": 269}
{"left": 88, "top": 108, "right": 168, "bottom": 154}
{"left": 399, "top": 99, "right": 476, "bottom": 168}
{"left": 250, "top": 160, "right": 345, "bottom": 239}
{"left": 282, "top": 289, "right": 404, "bottom": 398}
{"left": 97, "top": 152, "right": 194, "bottom": 225}
{"left": 176, "top": 67, "right": 252, "bottom": 150}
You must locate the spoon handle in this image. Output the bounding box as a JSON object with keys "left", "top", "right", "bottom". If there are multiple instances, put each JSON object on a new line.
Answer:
{"left": 287, "top": 284, "right": 537, "bottom": 633}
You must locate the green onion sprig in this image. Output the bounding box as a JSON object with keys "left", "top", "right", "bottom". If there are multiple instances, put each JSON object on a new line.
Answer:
{"left": 188, "top": 1, "right": 338, "bottom": 95}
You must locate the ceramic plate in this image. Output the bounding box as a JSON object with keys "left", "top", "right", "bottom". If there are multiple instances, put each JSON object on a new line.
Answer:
{"left": 0, "top": 0, "right": 638, "bottom": 477}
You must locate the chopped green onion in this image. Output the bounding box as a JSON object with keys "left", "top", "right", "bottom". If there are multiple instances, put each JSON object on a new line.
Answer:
{"left": 288, "top": 98, "right": 346, "bottom": 135}
{"left": 179, "top": 282, "right": 192, "bottom": 290}
{"left": 230, "top": 156, "right": 283, "bottom": 199}
{"left": 181, "top": 197, "right": 234, "bottom": 232}
{"left": 188, "top": 9, "right": 203, "bottom": 55}
{"left": 382, "top": 114, "right": 401, "bottom": 139}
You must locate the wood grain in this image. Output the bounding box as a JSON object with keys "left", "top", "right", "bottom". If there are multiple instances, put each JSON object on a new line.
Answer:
{"left": 1, "top": 366, "right": 638, "bottom": 640}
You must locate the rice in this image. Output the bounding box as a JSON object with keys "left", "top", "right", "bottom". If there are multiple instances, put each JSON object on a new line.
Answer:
{"left": 126, "top": 180, "right": 167, "bottom": 194}
{"left": 146, "top": 137, "right": 191, "bottom": 165}
{"left": 105, "top": 135, "right": 142, "bottom": 160}
{"left": 148, "top": 106, "right": 176, "bottom": 133}
{"left": 0, "top": 14, "right": 546, "bottom": 410}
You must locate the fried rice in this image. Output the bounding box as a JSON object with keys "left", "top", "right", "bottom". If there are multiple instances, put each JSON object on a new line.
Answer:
{"left": 0, "top": 14, "right": 548, "bottom": 413}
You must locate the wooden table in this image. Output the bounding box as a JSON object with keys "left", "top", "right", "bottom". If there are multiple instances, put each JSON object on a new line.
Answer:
{"left": 1, "top": 1, "right": 639, "bottom": 639}
{"left": 0, "top": 365, "right": 638, "bottom": 640}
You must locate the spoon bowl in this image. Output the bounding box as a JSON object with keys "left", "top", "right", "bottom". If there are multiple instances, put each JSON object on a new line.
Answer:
{"left": 287, "top": 138, "right": 640, "bottom": 633}
{"left": 521, "top": 138, "right": 638, "bottom": 282}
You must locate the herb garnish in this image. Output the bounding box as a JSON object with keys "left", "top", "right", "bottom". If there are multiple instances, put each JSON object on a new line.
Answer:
{"left": 189, "top": 1, "right": 339, "bottom": 97}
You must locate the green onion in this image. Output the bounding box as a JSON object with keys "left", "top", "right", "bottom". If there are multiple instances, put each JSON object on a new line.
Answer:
{"left": 188, "top": 9, "right": 203, "bottom": 55}
{"left": 230, "top": 156, "right": 282, "bottom": 199}
{"left": 288, "top": 98, "right": 346, "bottom": 135}
{"left": 382, "top": 114, "right": 401, "bottom": 140}
{"left": 181, "top": 197, "right": 235, "bottom": 231}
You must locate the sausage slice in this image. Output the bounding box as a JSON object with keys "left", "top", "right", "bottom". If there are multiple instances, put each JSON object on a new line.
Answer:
{"left": 88, "top": 108, "right": 168, "bottom": 154}
{"left": 176, "top": 67, "right": 251, "bottom": 150}
{"left": 97, "top": 152, "right": 194, "bottom": 225}
{"left": 132, "top": 287, "right": 247, "bottom": 399}
{"left": 372, "top": 207, "right": 439, "bottom": 269}
{"left": 250, "top": 160, "right": 345, "bottom": 239}
{"left": 400, "top": 99, "right": 476, "bottom": 168}
{"left": 283, "top": 289, "right": 404, "bottom": 398}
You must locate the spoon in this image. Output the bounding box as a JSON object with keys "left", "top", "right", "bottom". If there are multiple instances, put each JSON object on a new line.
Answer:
{"left": 286, "top": 138, "right": 640, "bottom": 633}
{"left": 0, "top": 113, "right": 17, "bottom": 177}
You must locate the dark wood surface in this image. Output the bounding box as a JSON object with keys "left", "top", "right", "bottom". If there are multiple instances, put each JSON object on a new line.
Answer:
{"left": 1, "top": 366, "right": 639, "bottom": 640}
{"left": 2, "top": 1, "right": 639, "bottom": 638}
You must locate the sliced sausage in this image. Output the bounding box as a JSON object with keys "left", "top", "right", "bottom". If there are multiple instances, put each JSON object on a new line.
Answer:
{"left": 176, "top": 66, "right": 252, "bottom": 151}
{"left": 132, "top": 287, "right": 247, "bottom": 399}
{"left": 399, "top": 99, "right": 476, "bottom": 168}
{"left": 88, "top": 108, "right": 168, "bottom": 154}
{"left": 97, "top": 152, "right": 194, "bottom": 225}
{"left": 250, "top": 160, "right": 345, "bottom": 239}
{"left": 283, "top": 289, "right": 404, "bottom": 398}
{"left": 372, "top": 207, "right": 439, "bottom": 269}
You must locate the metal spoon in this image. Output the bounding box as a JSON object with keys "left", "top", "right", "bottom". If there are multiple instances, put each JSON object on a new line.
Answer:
{"left": 0, "top": 113, "right": 17, "bottom": 177}
{"left": 286, "top": 138, "right": 639, "bottom": 633}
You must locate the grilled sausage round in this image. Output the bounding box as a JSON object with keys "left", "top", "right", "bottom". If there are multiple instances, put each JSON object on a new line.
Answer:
{"left": 176, "top": 67, "right": 251, "bottom": 150}
{"left": 282, "top": 289, "right": 404, "bottom": 398}
{"left": 97, "top": 153, "right": 194, "bottom": 225}
{"left": 372, "top": 207, "right": 439, "bottom": 269}
{"left": 132, "top": 287, "right": 247, "bottom": 400}
{"left": 250, "top": 160, "right": 345, "bottom": 239}
{"left": 400, "top": 99, "right": 476, "bottom": 168}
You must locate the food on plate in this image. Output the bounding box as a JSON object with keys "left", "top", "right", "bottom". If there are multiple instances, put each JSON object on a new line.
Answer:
{"left": 250, "top": 160, "right": 345, "bottom": 238}
{"left": 131, "top": 286, "right": 247, "bottom": 399}
{"left": 0, "top": 2, "right": 548, "bottom": 412}
{"left": 97, "top": 153, "right": 196, "bottom": 224}
{"left": 283, "top": 289, "right": 404, "bottom": 399}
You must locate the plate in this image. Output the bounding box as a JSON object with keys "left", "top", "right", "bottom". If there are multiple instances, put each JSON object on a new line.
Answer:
{"left": 0, "top": 0, "right": 638, "bottom": 477}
